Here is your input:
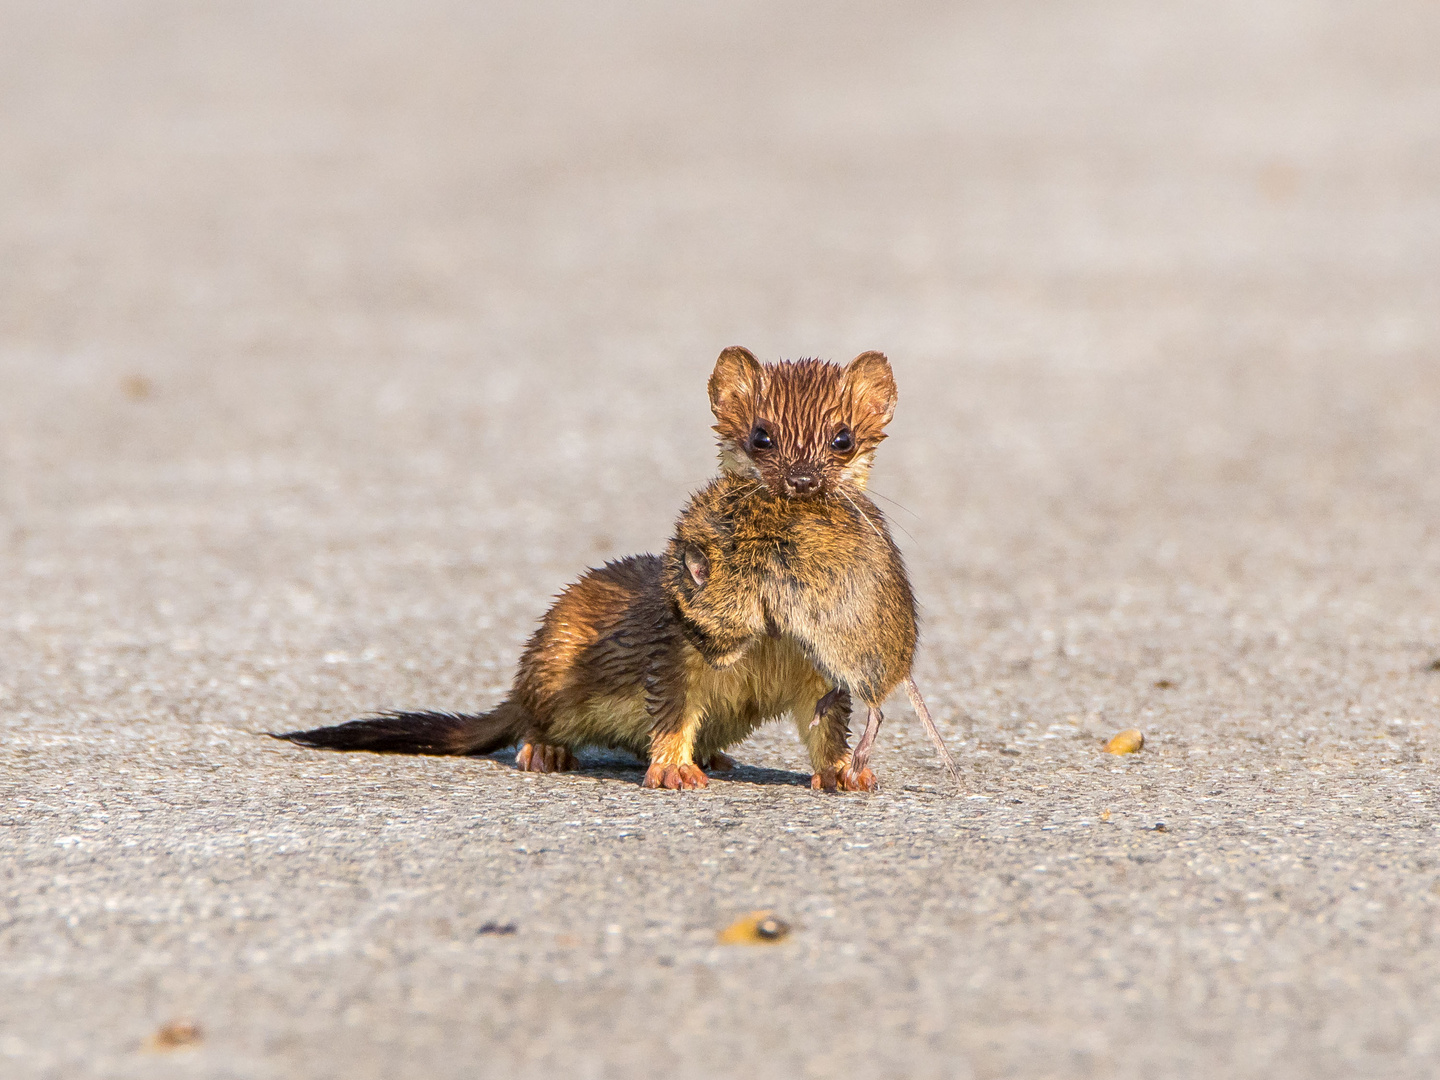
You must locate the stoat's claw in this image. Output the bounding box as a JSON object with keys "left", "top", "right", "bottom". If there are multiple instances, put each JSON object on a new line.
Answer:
{"left": 642, "top": 762, "right": 709, "bottom": 790}
{"left": 515, "top": 742, "right": 578, "bottom": 773}
{"left": 811, "top": 761, "right": 877, "bottom": 793}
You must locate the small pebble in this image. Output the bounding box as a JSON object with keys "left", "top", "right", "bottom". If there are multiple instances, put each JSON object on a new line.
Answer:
{"left": 1104, "top": 729, "right": 1145, "bottom": 754}
{"left": 477, "top": 921, "right": 517, "bottom": 936}
{"left": 718, "top": 911, "right": 791, "bottom": 945}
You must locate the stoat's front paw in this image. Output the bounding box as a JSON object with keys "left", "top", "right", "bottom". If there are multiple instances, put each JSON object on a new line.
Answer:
{"left": 643, "top": 762, "right": 709, "bottom": 790}
{"left": 698, "top": 751, "right": 736, "bottom": 772}
{"left": 811, "top": 762, "right": 877, "bottom": 793}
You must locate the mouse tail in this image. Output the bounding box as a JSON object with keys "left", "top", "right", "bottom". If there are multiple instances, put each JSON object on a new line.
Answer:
{"left": 270, "top": 701, "right": 529, "bottom": 756}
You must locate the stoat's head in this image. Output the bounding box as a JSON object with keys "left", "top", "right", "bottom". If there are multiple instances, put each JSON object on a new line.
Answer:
{"left": 707, "top": 346, "right": 897, "bottom": 498}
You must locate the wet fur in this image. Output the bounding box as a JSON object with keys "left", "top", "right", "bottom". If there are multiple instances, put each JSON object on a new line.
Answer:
{"left": 668, "top": 474, "right": 916, "bottom": 708}
{"left": 277, "top": 554, "right": 855, "bottom": 782}
{"left": 276, "top": 348, "right": 912, "bottom": 791}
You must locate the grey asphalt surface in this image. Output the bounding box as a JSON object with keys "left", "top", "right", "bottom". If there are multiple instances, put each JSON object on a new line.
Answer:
{"left": 3, "top": 2, "right": 1440, "bottom": 1077}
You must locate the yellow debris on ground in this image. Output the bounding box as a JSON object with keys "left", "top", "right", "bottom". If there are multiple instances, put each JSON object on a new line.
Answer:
{"left": 1104, "top": 729, "right": 1145, "bottom": 755}
{"left": 718, "top": 912, "right": 792, "bottom": 945}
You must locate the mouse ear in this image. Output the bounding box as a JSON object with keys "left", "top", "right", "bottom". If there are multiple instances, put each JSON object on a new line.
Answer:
{"left": 843, "top": 351, "right": 897, "bottom": 434}
{"left": 683, "top": 546, "right": 710, "bottom": 588}
{"left": 708, "top": 346, "right": 764, "bottom": 425}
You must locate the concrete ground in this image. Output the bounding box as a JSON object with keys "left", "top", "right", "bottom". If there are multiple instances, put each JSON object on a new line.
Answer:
{"left": 3, "top": 2, "right": 1439, "bottom": 1077}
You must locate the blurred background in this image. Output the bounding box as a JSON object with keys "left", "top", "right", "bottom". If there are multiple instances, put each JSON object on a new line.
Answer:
{"left": 2, "top": 2, "right": 1440, "bottom": 1076}
{"left": 2, "top": 0, "right": 1436, "bottom": 718}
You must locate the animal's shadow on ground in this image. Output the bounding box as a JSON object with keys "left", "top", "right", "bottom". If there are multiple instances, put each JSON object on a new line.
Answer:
{"left": 476, "top": 749, "right": 812, "bottom": 788}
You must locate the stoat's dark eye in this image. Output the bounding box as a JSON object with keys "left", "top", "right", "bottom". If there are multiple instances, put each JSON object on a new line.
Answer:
{"left": 830, "top": 427, "right": 854, "bottom": 453}
{"left": 748, "top": 425, "right": 774, "bottom": 452}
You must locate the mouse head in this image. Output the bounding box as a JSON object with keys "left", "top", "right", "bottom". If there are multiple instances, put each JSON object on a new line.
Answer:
{"left": 707, "top": 346, "right": 897, "bottom": 498}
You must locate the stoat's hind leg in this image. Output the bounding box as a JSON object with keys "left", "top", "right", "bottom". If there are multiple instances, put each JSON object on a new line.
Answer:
{"left": 515, "top": 741, "right": 579, "bottom": 773}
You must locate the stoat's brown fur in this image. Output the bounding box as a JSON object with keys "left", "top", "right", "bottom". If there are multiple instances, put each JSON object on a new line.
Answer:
{"left": 275, "top": 348, "right": 938, "bottom": 792}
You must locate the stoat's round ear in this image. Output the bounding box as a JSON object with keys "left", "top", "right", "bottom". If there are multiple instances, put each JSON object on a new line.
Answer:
{"left": 843, "top": 351, "right": 897, "bottom": 430}
{"left": 708, "top": 346, "right": 764, "bottom": 420}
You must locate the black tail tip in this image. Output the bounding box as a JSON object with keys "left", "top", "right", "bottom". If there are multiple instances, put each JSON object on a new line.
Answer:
{"left": 267, "top": 729, "right": 333, "bottom": 749}
{"left": 267, "top": 725, "right": 369, "bottom": 751}
{"left": 265, "top": 711, "right": 485, "bottom": 755}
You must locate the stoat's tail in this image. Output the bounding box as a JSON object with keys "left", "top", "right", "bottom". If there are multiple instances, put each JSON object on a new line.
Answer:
{"left": 271, "top": 701, "right": 529, "bottom": 756}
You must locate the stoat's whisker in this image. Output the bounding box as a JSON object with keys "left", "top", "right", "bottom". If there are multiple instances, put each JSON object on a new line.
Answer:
{"left": 840, "top": 487, "right": 884, "bottom": 540}
{"left": 866, "top": 487, "right": 920, "bottom": 519}
{"left": 843, "top": 483, "right": 915, "bottom": 544}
